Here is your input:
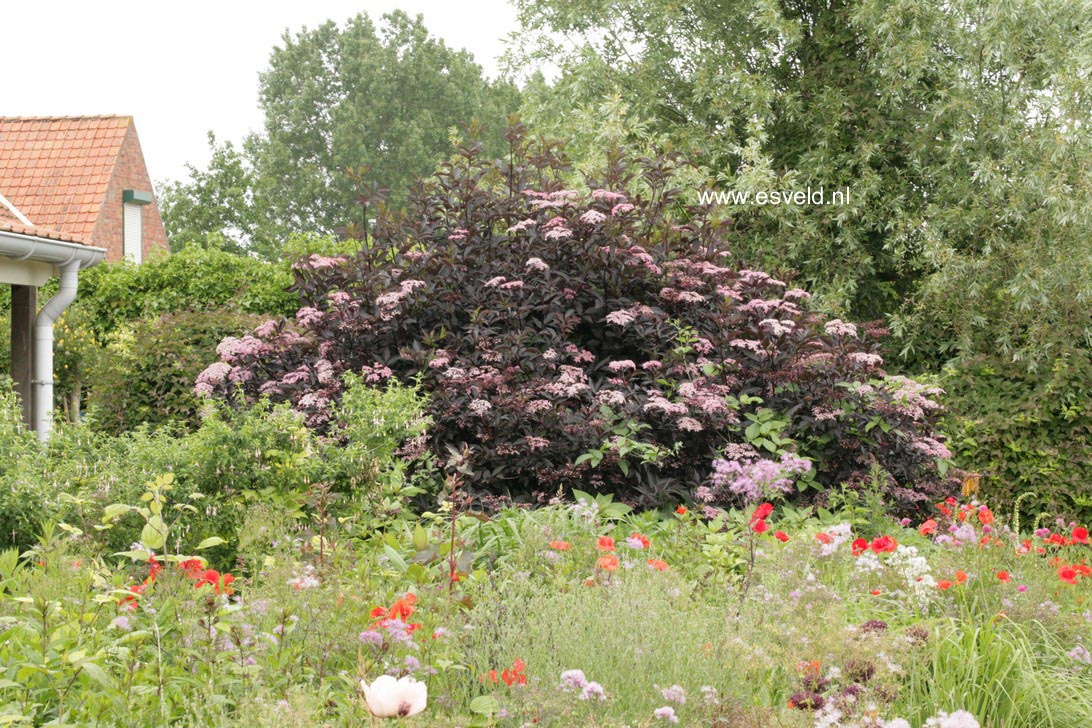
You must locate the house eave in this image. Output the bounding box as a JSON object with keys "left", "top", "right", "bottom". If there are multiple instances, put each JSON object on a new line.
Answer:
{"left": 0, "top": 229, "right": 107, "bottom": 269}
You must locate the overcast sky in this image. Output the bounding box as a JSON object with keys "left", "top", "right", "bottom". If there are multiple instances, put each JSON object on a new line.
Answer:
{"left": 4, "top": 1, "right": 520, "bottom": 187}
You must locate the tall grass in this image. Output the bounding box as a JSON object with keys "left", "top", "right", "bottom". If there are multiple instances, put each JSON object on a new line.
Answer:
{"left": 897, "top": 618, "right": 1092, "bottom": 727}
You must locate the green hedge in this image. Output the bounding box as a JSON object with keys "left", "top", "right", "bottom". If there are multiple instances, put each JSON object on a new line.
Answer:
{"left": 942, "top": 350, "right": 1092, "bottom": 522}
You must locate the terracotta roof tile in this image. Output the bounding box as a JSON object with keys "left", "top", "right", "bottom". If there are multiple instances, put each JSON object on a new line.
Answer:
{"left": 0, "top": 218, "right": 89, "bottom": 245}
{"left": 0, "top": 116, "right": 131, "bottom": 239}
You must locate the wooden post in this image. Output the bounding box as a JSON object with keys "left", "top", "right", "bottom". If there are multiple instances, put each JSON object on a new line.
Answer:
{"left": 10, "top": 285, "right": 36, "bottom": 428}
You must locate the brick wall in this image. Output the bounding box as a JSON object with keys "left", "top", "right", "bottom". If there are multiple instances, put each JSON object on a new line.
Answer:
{"left": 91, "top": 121, "right": 168, "bottom": 262}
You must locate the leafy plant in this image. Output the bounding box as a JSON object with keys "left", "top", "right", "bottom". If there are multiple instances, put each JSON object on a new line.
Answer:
{"left": 202, "top": 127, "right": 955, "bottom": 510}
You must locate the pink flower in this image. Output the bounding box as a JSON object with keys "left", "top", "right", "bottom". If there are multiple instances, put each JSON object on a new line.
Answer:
{"left": 579, "top": 209, "right": 608, "bottom": 225}
{"left": 608, "top": 360, "right": 636, "bottom": 373}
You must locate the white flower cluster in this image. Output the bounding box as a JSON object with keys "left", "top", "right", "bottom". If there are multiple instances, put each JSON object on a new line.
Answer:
{"left": 854, "top": 550, "right": 884, "bottom": 574}
{"left": 570, "top": 497, "right": 599, "bottom": 524}
{"left": 887, "top": 545, "right": 937, "bottom": 609}
{"left": 924, "top": 710, "right": 980, "bottom": 728}
{"left": 819, "top": 523, "right": 853, "bottom": 556}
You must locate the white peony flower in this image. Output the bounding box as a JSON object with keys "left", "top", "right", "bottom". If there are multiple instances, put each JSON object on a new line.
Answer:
{"left": 360, "top": 675, "right": 427, "bottom": 718}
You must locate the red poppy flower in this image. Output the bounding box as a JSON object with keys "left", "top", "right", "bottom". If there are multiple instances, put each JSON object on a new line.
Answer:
{"left": 194, "top": 569, "right": 235, "bottom": 595}
{"left": 774, "top": 531, "right": 790, "bottom": 543}
{"left": 996, "top": 570, "right": 1011, "bottom": 583}
{"left": 370, "top": 606, "right": 387, "bottom": 619}
{"left": 549, "top": 540, "right": 571, "bottom": 551}
{"left": 870, "top": 589, "right": 882, "bottom": 596}
{"left": 676, "top": 505, "right": 688, "bottom": 515}
{"left": 596, "top": 554, "right": 620, "bottom": 571}
{"left": 1076, "top": 564, "right": 1092, "bottom": 577}
{"left": 919, "top": 519, "right": 938, "bottom": 536}
{"left": 851, "top": 538, "right": 868, "bottom": 556}
{"left": 647, "top": 559, "right": 669, "bottom": 572}
{"left": 978, "top": 508, "right": 994, "bottom": 525}
{"left": 815, "top": 532, "right": 832, "bottom": 545}
{"left": 937, "top": 580, "right": 952, "bottom": 590}
{"left": 596, "top": 536, "right": 616, "bottom": 552}
{"left": 1047, "top": 533, "right": 1068, "bottom": 546}
{"left": 388, "top": 593, "right": 417, "bottom": 620}
{"left": 1059, "top": 567, "right": 1078, "bottom": 585}
{"left": 751, "top": 519, "right": 770, "bottom": 534}
{"left": 955, "top": 570, "right": 968, "bottom": 585}
{"left": 178, "top": 559, "right": 205, "bottom": 578}
{"left": 629, "top": 533, "right": 650, "bottom": 549}
{"left": 500, "top": 658, "right": 528, "bottom": 687}
{"left": 752, "top": 502, "right": 775, "bottom": 521}
{"left": 1073, "top": 527, "right": 1090, "bottom": 545}
{"left": 870, "top": 536, "right": 897, "bottom": 554}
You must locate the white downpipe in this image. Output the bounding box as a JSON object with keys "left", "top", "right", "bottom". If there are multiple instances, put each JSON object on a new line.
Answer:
{"left": 0, "top": 229, "right": 106, "bottom": 441}
{"left": 33, "top": 262, "right": 80, "bottom": 441}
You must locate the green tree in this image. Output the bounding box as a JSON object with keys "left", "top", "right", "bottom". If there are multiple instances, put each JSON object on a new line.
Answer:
{"left": 513, "top": 0, "right": 1092, "bottom": 369}
{"left": 158, "top": 134, "right": 275, "bottom": 259}
{"left": 163, "top": 11, "right": 520, "bottom": 259}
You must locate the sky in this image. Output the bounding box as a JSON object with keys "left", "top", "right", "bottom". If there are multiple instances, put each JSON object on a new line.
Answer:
{"left": 4, "top": 1, "right": 520, "bottom": 187}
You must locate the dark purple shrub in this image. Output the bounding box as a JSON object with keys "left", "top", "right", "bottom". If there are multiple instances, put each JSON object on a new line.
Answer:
{"left": 199, "top": 126, "right": 953, "bottom": 510}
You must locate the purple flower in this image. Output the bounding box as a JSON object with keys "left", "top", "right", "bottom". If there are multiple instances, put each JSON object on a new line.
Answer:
{"left": 709, "top": 452, "right": 811, "bottom": 502}
{"left": 660, "top": 685, "right": 686, "bottom": 704}
{"left": 359, "top": 630, "right": 384, "bottom": 646}
{"left": 295, "top": 307, "right": 324, "bottom": 327}
{"left": 653, "top": 706, "right": 679, "bottom": 723}
{"left": 560, "top": 669, "right": 588, "bottom": 690}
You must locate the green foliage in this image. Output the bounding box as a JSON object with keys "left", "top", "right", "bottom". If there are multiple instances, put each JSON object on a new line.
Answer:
{"left": 898, "top": 618, "right": 1092, "bottom": 727}
{"left": 158, "top": 134, "right": 275, "bottom": 258}
{"left": 942, "top": 352, "right": 1092, "bottom": 523}
{"left": 87, "top": 307, "right": 266, "bottom": 433}
{"left": 0, "top": 473, "right": 1090, "bottom": 724}
{"left": 0, "top": 381, "right": 49, "bottom": 546}
{"left": 163, "top": 10, "right": 520, "bottom": 258}
{"left": 72, "top": 245, "right": 296, "bottom": 336}
{"left": 0, "top": 377, "right": 433, "bottom": 562}
{"left": 22, "top": 245, "right": 297, "bottom": 431}
{"left": 514, "top": 0, "right": 1092, "bottom": 371}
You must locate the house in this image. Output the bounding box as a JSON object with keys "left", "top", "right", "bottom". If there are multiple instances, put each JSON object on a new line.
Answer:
{"left": 0, "top": 116, "right": 168, "bottom": 263}
{"left": 0, "top": 115, "right": 167, "bottom": 440}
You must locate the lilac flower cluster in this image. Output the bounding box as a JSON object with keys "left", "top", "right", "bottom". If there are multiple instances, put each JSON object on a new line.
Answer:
{"left": 708, "top": 452, "right": 812, "bottom": 502}
{"left": 558, "top": 669, "right": 607, "bottom": 700}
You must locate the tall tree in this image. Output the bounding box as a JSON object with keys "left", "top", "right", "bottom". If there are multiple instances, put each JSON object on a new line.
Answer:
{"left": 162, "top": 10, "right": 520, "bottom": 259}
{"left": 513, "top": 0, "right": 1092, "bottom": 369}
{"left": 158, "top": 134, "right": 274, "bottom": 258}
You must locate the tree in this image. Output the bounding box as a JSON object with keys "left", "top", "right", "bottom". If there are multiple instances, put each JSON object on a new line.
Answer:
{"left": 162, "top": 11, "right": 520, "bottom": 259}
{"left": 158, "top": 134, "right": 275, "bottom": 258}
{"left": 512, "top": 0, "right": 1092, "bottom": 369}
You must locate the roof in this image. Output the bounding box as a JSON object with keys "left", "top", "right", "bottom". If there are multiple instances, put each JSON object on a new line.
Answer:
{"left": 0, "top": 116, "right": 132, "bottom": 241}
{"left": 0, "top": 218, "right": 90, "bottom": 245}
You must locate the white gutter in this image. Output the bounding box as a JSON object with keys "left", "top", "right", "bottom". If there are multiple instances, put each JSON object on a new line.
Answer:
{"left": 0, "top": 229, "right": 106, "bottom": 441}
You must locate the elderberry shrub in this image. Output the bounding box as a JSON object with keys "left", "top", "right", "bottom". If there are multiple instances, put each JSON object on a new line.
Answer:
{"left": 200, "top": 127, "right": 953, "bottom": 511}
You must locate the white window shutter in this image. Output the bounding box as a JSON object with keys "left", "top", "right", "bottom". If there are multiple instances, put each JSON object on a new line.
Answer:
{"left": 123, "top": 203, "right": 143, "bottom": 263}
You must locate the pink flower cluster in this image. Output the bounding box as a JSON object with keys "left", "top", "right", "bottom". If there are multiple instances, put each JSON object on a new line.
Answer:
{"left": 709, "top": 452, "right": 812, "bottom": 502}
